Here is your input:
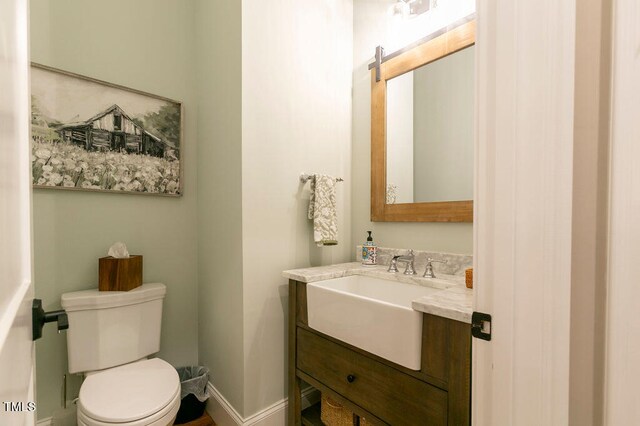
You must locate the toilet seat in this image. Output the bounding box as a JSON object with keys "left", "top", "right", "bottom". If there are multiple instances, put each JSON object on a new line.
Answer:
{"left": 77, "top": 358, "right": 180, "bottom": 426}
{"left": 77, "top": 391, "right": 179, "bottom": 426}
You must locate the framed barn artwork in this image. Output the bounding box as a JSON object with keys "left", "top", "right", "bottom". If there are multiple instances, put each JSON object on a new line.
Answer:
{"left": 30, "top": 63, "right": 183, "bottom": 196}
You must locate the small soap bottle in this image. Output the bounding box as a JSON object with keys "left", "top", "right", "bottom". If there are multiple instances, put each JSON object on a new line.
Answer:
{"left": 362, "top": 231, "right": 377, "bottom": 266}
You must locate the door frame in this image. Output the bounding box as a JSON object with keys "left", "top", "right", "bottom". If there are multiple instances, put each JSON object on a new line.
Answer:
{"left": 603, "top": 0, "right": 640, "bottom": 423}
{"left": 0, "top": 0, "right": 36, "bottom": 425}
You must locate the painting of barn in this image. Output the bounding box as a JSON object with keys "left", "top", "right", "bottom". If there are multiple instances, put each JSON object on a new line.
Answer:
{"left": 30, "top": 64, "right": 182, "bottom": 196}
{"left": 57, "top": 104, "right": 169, "bottom": 158}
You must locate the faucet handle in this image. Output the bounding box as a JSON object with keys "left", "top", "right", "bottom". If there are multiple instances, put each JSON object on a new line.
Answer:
{"left": 403, "top": 260, "right": 416, "bottom": 275}
{"left": 388, "top": 255, "right": 400, "bottom": 273}
{"left": 423, "top": 257, "right": 447, "bottom": 278}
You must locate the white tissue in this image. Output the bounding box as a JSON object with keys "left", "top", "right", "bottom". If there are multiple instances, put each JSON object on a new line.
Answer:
{"left": 108, "top": 242, "right": 130, "bottom": 259}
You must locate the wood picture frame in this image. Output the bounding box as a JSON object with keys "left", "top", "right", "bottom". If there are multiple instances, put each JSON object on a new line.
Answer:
{"left": 30, "top": 63, "right": 184, "bottom": 197}
{"left": 371, "top": 19, "right": 476, "bottom": 222}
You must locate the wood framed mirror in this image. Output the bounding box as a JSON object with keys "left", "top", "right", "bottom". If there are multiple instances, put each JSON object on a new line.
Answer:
{"left": 371, "top": 18, "right": 475, "bottom": 222}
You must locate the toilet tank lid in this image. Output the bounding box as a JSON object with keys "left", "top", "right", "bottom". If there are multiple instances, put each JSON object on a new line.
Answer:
{"left": 61, "top": 283, "right": 166, "bottom": 311}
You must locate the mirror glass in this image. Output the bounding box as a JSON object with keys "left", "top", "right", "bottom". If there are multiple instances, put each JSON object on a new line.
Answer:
{"left": 385, "top": 45, "right": 474, "bottom": 204}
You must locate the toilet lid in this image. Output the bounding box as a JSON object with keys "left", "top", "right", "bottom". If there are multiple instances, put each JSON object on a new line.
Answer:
{"left": 79, "top": 358, "right": 180, "bottom": 423}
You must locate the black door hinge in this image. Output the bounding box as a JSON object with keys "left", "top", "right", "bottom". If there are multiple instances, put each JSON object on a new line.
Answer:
{"left": 471, "top": 311, "right": 492, "bottom": 341}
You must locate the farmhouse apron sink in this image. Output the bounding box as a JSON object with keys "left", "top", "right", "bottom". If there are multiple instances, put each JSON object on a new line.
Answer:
{"left": 306, "top": 275, "right": 442, "bottom": 370}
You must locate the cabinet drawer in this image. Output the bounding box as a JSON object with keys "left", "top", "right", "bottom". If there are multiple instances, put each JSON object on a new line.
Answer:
{"left": 297, "top": 327, "right": 447, "bottom": 426}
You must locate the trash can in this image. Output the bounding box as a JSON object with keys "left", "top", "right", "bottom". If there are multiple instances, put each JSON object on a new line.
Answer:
{"left": 174, "top": 366, "right": 210, "bottom": 424}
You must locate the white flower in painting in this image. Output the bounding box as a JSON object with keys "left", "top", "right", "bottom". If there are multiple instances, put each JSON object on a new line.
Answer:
{"left": 31, "top": 140, "right": 181, "bottom": 194}
{"left": 166, "top": 181, "right": 178, "bottom": 193}
{"left": 35, "top": 148, "right": 51, "bottom": 159}
{"left": 49, "top": 173, "right": 63, "bottom": 185}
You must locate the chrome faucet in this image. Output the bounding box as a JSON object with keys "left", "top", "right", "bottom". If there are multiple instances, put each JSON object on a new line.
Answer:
{"left": 423, "top": 257, "right": 447, "bottom": 278}
{"left": 388, "top": 250, "right": 416, "bottom": 275}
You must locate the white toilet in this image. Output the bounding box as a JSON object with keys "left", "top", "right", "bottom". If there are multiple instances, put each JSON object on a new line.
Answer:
{"left": 61, "top": 283, "right": 181, "bottom": 426}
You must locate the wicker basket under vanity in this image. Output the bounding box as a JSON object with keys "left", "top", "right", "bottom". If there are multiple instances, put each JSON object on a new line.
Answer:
{"left": 320, "top": 394, "right": 368, "bottom": 426}
{"left": 321, "top": 395, "right": 355, "bottom": 426}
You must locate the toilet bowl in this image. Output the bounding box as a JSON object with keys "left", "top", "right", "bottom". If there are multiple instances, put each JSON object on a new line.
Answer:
{"left": 61, "top": 284, "right": 180, "bottom": 426}
{"left": 76, "top": 358, "right": 180, "bottom": 426}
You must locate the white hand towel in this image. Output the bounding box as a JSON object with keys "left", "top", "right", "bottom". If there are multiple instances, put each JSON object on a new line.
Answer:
{"left": 307, "top": 174, "right": 338, "bottom": 246}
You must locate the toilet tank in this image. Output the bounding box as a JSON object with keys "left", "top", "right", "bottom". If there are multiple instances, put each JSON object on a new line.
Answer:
{"left": 61, "top": 283, "right": 166, "bottom": 374}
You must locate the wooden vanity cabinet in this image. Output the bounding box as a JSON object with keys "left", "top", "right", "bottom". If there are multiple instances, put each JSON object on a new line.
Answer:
{"left": 288, "top": 280, "right": 471, "bottom": 426}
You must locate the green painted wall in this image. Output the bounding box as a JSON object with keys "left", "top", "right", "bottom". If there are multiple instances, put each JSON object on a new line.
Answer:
{"left": 195, "top": 0, "right": 245, "bottom": 416}
{"left": 30, "top": 0, "right": 199, "bottom": 420}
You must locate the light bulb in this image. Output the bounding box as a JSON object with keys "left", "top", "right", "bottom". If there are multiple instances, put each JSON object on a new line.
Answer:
{"left": 389, "top": 0, "right": 410, "bottom": 18}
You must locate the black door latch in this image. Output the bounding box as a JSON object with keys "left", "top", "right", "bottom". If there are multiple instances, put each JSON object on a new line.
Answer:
{"left": 32, "top": 299, "right": 68, "bottom": 341}
{"left": 471, "top": 311, "right": 492, "bottom": 341}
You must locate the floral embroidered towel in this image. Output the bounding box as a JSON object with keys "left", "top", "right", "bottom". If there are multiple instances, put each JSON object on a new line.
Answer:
{"left": 307, "top": 174, "right": 338, "bottom": 246}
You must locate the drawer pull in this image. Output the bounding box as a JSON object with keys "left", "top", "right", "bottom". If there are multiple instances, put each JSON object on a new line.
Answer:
{"left": 347, "top": 374, "right": 356, "bottom": 383}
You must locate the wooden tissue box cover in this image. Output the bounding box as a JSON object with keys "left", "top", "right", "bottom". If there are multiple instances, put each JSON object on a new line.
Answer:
{"left": 99, "top": 255, "right": 143, "bottom": 291}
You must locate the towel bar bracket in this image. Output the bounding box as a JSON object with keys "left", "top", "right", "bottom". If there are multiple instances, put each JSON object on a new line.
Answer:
{"left": 300, "top": 173, "right": 344, "bottom": 183}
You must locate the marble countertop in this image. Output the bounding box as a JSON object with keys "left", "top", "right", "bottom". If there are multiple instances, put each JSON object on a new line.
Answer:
{"left": 411, "top": 286, "right": 473, "bottom": 323}
{"left": 282, "top": 262, "right": 473, "bottom": 323}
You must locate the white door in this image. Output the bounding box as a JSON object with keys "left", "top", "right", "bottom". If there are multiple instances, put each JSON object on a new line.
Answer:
{"left": 472, "top": 0, "right": 577, "bottom": 424}
{"left": 0, "top": 0, "right": 36, "bottom": 425}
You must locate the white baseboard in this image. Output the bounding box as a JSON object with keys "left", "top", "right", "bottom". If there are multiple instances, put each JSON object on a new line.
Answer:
{"left": 36, "top": 418, "right": 52, "bottom": 426}
{"left": 206, "top": 382, "right": 243, "bottom": 426}
{"left": 206, "top": 382, "right": 320, "bottom": 426}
